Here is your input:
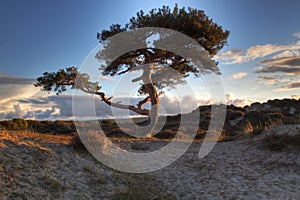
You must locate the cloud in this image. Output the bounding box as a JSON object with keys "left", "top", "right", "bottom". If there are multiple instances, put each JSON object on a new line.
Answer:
{"left": 215, "top": 49, "right": 244, "bottom": 65}
{"left": 258, "top": 76, "right": 277, "bottom": 85}
{"left": 5, "top": 104, "right": 26, "bottom": 119}
{"left": 291, "top": 94, "right": 300, "bottom": 99}
{"left": 275, "top": 82, "right": 300, "bottom": 92}
{"left": 18, "top": 98, "right": 50, "bottom": 105}
{"left": 252, "top": 52, "right": 300, "bottom": 94}
{"left": 1, "top": 90, "right": 256, "bottom": 120}
{"left": 226, "top": 93, "right": 234, "bottom": 101}
{"left": 23, "top": 108, "right": 58, "bottom": 120}
{"left": 258, "top": 76, "right": 275, "bottom": 80}
{"left": 48, "top": 96, "right": 74, "bottom": 118}
{"left": 0, "top": 88, "right": 216, "bottom": 120}
{"left": 0, "top": 74, "right": 54, "bottom": 120}
{"left": 255, "top": 66, "right": 300, "bottom": 75}
{"left": 0, "top": 74, "right": 35, "bottom": 85}
{"left": 226, "top": 92, "right": 254, "bottom": 107}
{"left": 245, "top": 44, "right": 287, "bottom": 61}
{"left": 98, "top": 76, "right": 115, "bottom": 81}
{"left": 159, "top": 94, "right": 210, "bottom": 114}
{"left": 230, "top": 72, "right": 248, "bottom": 80}
{"left": 258, "top": 75, "right": 290, "bottom": 86}
{"left": 0, "top": 75, "right": 255, "bottom": 119}
{"left": 216, "top": 33, "right": 300, "bottom": 65}
{"left": 0, "top": 84, "right": 39, "bottom": 102}
{"left": 293, "top": 32, "right": 300, "bottom": 39}
{"left": 284, "top": 82, "right": 300, "bottom": 89}
{"left": 0, "top": 96, "right": 57, "bottom": 120}
{"left": 0, "top": 74, "right": 42, "bottom": 119}
{"left": 1, "top": 73, "right": 203, "bottom": 120}
{"left": 259, "top": 56, "right": 300, "bottom": 67}
{"left": 255, "top": 56, "right": 300, "bottom": 91}
{"left": 272, "top": 50, "right": 300, "bottom": 59}
{"left": 0, "top": 74, "right": 39, "bottom": 102}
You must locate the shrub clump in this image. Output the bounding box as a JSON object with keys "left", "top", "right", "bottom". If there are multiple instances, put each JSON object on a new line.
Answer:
{"left": 0, "top": 118, "right": 28, "bottom": 130}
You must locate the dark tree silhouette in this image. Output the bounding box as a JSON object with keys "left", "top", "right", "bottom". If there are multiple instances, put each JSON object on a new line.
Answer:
{"left": 35, "top": 5, "right": 229, "bottom": 137}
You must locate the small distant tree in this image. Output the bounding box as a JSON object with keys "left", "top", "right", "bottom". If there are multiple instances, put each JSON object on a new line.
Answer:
{"left": 35, "top": 5, "right": 229, "bottom": 137}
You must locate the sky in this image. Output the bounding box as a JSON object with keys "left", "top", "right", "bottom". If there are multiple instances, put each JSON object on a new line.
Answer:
{"left": 0, "top": 0, "right": 300, "bottom": 120}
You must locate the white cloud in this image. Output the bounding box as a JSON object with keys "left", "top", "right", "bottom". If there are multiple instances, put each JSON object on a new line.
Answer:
{"left": 226, "top": 93, "right": 234, "bottom": 101}
{"left": 275, "top": 82, "right": 300, "bottom": 92}
{"left": 0, "top": 75, "right": 42, "bottom": 119}
{"left": 98, "top": 76, "right": 115, "bottom": 81}
{"left": 0, "top": 74, "right": 39, "bottom": 103}
{"left": 230, "top": 72, "right": 248, "bottom": 80}
{"left": 159, "top": 93, "right": 211, "bottom": 114}
{"left": 215, "top": 49, "right": 244, "bottom": 65}
{"left": 255, "top": 56, "right": 300, "bottom": 75}
{"left": 293, "top": 32, "right": 300, "bottom": 39}
{"left": 272, "top": 50, "right": 300, "bottom": 59}
{"left": 0, "top": 95, "right": 61, "bottom": 120}
{"left": 216, "top": 33, "right": 300, "bottom": 65}
{"left": 256, "top": 56, "right": 300, "bottom": 92}
{"left": 0, "top": 74, "right": 60, "bottom": 120}
{"left": 1, "top": 88, "right": 258, "bottom": 120}
{"left": 0, "top": 74, "right": 35, "bottom": 85}
{"left": 259, "top": 56, "right": 300, "bottom": 67}
{"left": 245, "top": 44, "right": 286, "bottom": 61}
{"left": 258, "top": 75, "right": 290, "bottom": 86}
{"left": 0, "top": 87, "right": 218, "bottom": 120}
{"left": 0, "top": 84, "right": 40, "bottom": 103}
{"left": 226, "top": 92, "right": 254, "bottom": 107}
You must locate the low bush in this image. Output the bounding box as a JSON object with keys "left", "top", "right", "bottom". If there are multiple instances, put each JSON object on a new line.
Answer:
{"left": 239, "top": 119, "right": 284, "bottom": 136}
{"left": 0, "top": 118, "right": 28, "bottom": 130}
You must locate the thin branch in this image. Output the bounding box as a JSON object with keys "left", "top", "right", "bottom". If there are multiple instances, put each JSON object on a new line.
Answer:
{"left": 80, "top": 87, "right": 149, "bottom": 116}
{"left": 137, "top": 96, "right": 150, "bottom": 109}
{"left": 132, "top": 76, "right": 142, "bottom": 83}
{"left": 117, "top": 67, "right": 133, "bottom": 75}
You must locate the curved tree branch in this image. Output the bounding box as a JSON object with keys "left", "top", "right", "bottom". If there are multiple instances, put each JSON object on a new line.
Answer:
{"left": 137, "top": 96, "right": 150, "bottom": 109}
{"left": 80, "top": 87, "right": 150, "bottom": 116}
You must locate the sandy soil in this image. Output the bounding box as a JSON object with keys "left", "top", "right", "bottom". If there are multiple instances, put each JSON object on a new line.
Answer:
{"left": 0, "top": 125, "right": 299, "bottom": 199}
{"left": 151, "top": 128, "right": 300, "bottom": 199}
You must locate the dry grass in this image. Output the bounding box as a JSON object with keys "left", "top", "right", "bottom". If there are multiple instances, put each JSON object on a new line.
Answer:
{"left": 0, "top": 130, "right": 73, "bottom": 147}
{"left": 112, "top": 173, "right": 175, "bottom": 200}
{"left": 240, "top": 120, "right": 282, "bottom": 136}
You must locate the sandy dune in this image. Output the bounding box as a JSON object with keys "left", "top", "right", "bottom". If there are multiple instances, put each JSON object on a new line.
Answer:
{"left": 0, "top": 125, "right": 299, "bottom": 199}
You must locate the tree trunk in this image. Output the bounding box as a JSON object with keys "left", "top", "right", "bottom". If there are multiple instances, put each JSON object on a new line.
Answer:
{"left": 140, "top": 64, "right": 160, "bottom": 138}
{"left": 93, "top": 63, "right": 160, "bottom": 138}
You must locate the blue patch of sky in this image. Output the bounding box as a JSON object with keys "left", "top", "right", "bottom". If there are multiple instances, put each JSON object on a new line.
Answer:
{"left": 1, "top": 0, "right": 300, "bottom": 95}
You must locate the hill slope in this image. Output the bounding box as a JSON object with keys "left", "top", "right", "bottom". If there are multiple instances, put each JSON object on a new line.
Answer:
{"left": 1, "top": 124, "right": 299, "bottom": 199}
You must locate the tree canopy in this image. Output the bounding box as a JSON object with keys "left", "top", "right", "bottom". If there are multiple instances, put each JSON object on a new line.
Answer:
{"left": 35, "top": 5, "right": 229, "bottom": 136}
{"left": 95, "top": 4, "right": 229, "bottom": 94}
{"left": 98, "top": 5, "right": 229, "bottom": 56}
